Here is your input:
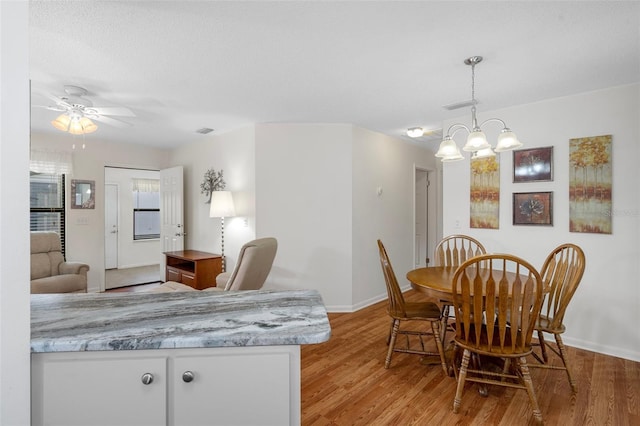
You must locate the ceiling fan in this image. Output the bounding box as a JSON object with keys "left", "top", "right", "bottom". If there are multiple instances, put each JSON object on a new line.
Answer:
{"left": 38, "top": 85, "right": 135, "bottom": 134}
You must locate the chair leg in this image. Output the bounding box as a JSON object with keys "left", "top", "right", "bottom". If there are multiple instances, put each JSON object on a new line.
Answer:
{"left": 430, "top": 320, "right": 448, "bottom": 376}
{"left": 537, "top": 330, "right": 549, "bottom": 363}
{"left": 518, "top": 357, "right": 544, "bottom": 425}
{"left": 453, "top": 349, "right": 471, "bottom": 414}
{"left": 555, "top": 334, "right": 577, "bottom": 393}
{"left": 441, "top": 304, "right": 450, "bottom": 344}
{"left": 386, "top": 318, "right": 395, "bottom": 345}
{"left": 385, "top": 319, "right": 400, "bottom": 369}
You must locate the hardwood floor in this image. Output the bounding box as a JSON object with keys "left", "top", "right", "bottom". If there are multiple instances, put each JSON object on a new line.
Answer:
{"left": 301, "top": 290, "right": 640, "bottom": 426}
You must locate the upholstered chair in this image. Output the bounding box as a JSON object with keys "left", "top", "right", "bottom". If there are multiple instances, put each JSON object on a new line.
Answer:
{"left": 30, "top": 231, "right": 89, "bottom": 293}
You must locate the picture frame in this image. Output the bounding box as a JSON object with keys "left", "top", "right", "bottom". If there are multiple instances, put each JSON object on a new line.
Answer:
{"left": 513, "top": 192, "right": 553, "bottom": 226}
{"left": 70, "top": 179, "right": 95, "bottom": 209}
{"left": 513, "top": 146, "right": 553, "bottom": 182}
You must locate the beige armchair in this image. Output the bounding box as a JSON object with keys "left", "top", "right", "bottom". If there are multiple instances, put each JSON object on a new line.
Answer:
{"left": 155, "top": 237, "right": 278, "bottom": 292}
{"left": 31, "top": 231, "right": 89, "bottom": 294}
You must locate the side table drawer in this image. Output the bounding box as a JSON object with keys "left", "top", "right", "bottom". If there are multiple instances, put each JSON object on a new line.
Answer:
{"left": 166, "top": 266, "right": 181, "bottom": 282}
{"left": 180, "top": 272, "right": 196, "bottom": 288}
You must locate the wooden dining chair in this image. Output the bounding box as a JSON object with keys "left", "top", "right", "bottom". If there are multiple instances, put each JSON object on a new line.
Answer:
{"left": 451, "top": 254, "right": 544, "bottom": 425}
{"left": 529, "top": 243, "right": 586, "bottom": 393}
{"left": 377, "top": 240, "right": 448, "bottom": 375}
{"left": 434, "top": 235, "right": 487, "bottom": 336}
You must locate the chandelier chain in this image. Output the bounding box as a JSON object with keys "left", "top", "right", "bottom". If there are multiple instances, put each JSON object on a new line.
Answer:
{"left": 470, "top": 61, "right": 478, "bottom": 129}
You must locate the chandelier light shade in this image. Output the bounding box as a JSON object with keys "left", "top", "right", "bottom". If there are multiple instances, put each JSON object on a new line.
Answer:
{"left": 410, "top": 56, "right": 522, "bottom": 162}
{"left": 51, "top": 113, "right": 98, "bottom": 135}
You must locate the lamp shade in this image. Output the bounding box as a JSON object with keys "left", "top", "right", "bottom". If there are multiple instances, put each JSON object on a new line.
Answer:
{"left": 494, "top": 130, "right": 522, "bottom": 152}
{"left": 209, "top": 191, "right": 236, "bottom": 218}
{"left": 471, "top": 147, "right": 496, "bottom": 159}
{"left": 435, "top": 137, "right": 463, "bottom": 160}
{"left": 463, "top": 130, "right": 491, "bottom": 152}
{"left": 51, "top": 114, "right": 72, "bottom": 132}
{"left": 68, "top": 117, "right": 98, "bottom": 135}
{"left": 52, "top": 114, "right": 98, "bottom": 135}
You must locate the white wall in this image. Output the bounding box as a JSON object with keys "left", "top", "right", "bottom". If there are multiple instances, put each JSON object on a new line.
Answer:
{"left": 104, "top": 167, "right": 161, "bottom": 268}
{"left": 352, "top": 126, "right": 436, "bottom": 310}
{"left": 442, "top": 84, "right": 640, "bottom": 361}
{"left": 169, "top": 126, "right": 256, "bottom": 274}
{"left": 0, "top": 1, "right": 30, "bottom": 423}
{"left": 30, "top": 133, "right": 170, "bottom": 292}
{"left": 170, "top": 123, "right": 435, "bottom": 311}
{"left": 255, "top": 124, "right": 354, "bottom": 308}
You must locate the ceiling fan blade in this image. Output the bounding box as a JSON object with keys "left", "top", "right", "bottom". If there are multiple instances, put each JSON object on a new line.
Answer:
{"left": 89, "top": 106, "right": 136, "bottom": 117}
{"left": 91, "top": 115, "right": 133, "bottom": 128}
{"left": 32, "top": 104, "right": 67, "bottom": 112}
{"left": 42, "top": 93, "right": 72, "bottom": 109}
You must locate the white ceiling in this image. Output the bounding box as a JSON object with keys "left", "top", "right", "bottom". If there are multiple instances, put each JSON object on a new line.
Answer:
{"left": 29, "top": 1, "right": 640, "bottom": 149}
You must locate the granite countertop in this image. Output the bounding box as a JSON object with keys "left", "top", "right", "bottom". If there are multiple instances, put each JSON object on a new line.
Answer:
{"left": 31, "top": 289, "right": 331, "bottom": 353}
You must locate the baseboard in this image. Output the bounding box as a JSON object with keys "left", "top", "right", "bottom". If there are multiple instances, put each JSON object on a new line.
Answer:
{"left": 324, "top": 284, "right": 411, "bottom": 313}
{"left": 561, "top": 335, "right": 640, "bottom": 363}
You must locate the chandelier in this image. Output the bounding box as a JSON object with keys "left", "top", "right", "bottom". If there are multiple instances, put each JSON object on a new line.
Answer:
{"left": 414, "top": 56, "right": 522, "bottom": 162}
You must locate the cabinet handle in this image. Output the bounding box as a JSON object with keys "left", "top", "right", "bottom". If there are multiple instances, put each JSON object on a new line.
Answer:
{"left": 182, "top": 371, "right": 194, "bottom": 383}
{"left": 141, "top": 373, "right": 154, "bottom": 385}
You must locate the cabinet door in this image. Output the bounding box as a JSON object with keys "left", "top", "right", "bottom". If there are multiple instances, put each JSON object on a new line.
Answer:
{"left": 171, "top": 348, "right": 295, "bottom": 426}
{"left": 32, "top": 353, "right": 166, "bottom": 426}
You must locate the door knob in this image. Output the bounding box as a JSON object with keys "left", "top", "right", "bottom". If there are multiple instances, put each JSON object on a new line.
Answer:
{"left": 182, "top": 371, "right": 194, "bottom": 383}
{"left": 141, "top": 373, "right": 154, "bottom": 385}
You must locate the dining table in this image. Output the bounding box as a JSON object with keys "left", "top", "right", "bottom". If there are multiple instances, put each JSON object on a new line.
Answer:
{"left": 406, "top": 266, "right": 458, "bottom": 304}
{"left": 406, "top": 265, "right": 543, "bottom": 394}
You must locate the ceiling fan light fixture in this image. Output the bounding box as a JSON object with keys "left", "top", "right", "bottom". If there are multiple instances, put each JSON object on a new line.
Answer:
{"left": 68, "top": 117, "right": 97, "bottom": 135}
{"left": 51, "top": 114, "right": 72, "bottom": 132}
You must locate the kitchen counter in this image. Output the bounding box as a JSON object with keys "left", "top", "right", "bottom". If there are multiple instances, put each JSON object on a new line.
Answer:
{"left": 31, "top": 289, "right": 331, "bottom": 352}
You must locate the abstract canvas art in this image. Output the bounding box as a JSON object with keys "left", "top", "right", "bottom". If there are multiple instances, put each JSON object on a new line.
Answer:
{"left": 470, "top": 155, "right": 499, "bottom": 229}
{"left": 569, "top": 134, "right": 612, "bottom": 234}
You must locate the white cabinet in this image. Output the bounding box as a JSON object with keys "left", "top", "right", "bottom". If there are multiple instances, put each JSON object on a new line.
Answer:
{"left": 32, "top": 346, "right": 300, "bottom": 426}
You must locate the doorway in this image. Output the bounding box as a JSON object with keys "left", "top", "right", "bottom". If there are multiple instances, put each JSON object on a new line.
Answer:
{"left": 414, "top": 168, "right": 437, "bottom": 268}
{"left": 104, "top": 166, "right": 162, "bottom": 289}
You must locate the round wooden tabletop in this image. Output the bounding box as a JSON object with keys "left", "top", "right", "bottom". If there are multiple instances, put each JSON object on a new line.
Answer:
{"left": 406, "top": 266, "right": 457, "bottom": 302}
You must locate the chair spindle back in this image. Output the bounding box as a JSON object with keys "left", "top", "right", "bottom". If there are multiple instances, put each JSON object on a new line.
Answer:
{"left": 435, "top": 235, "right": 486, "bottom": 267}
{"left": 540, "top": 243, "right": 586, "bottom": 329}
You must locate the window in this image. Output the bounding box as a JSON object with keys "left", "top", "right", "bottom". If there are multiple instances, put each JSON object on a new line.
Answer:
{"left": 133, "top": 179, "right": 160, "bottom": 240}
{"left": 30, "top": 173, "right": 66, "bottom": 255}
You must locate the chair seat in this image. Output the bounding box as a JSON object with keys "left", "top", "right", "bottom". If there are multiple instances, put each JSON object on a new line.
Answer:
{"left": 455, "top": 324, "right": 533, "bottom": 357}
{"left": 391, "top": 301, "right": 442, "bottom": 320}
{"left": 536, "top": 315, "right": 566, "bottom": 334}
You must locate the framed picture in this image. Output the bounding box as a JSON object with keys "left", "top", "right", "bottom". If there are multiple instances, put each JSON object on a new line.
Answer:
{"left": 513, "top": 192, "right": 553, "bottom": 226}
{"left": 513, "top": 146, "right": 553, "bottom": 182}
{"left": 70, "top": 179, "right": 95, "bottom": 209}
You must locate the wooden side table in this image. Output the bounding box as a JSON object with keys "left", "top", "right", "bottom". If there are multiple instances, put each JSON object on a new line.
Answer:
{"left": 164, "top": 250, "right": 222, "bottom": 290}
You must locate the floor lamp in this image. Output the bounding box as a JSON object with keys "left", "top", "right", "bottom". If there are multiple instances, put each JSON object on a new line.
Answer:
{"left": 209, "top": 191, "right": 236, "bottom": 272}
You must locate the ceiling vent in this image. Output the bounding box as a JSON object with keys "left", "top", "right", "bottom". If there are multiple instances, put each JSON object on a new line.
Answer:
{"left": 442, "top": 99, "right": 477, "bottom": 111}
{"left": 196, "top": 127, "right": 214, "bottom": 134}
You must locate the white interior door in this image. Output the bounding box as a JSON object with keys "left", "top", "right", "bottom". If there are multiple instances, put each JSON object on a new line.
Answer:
{"left": 105, "top": 183, "right": 119, "bottom": 270}
{"left": 415, "top": 169, "right": 429, "bottom": 267}
{"left": 160, "top": 166, "right": 184, "bottom": 277}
